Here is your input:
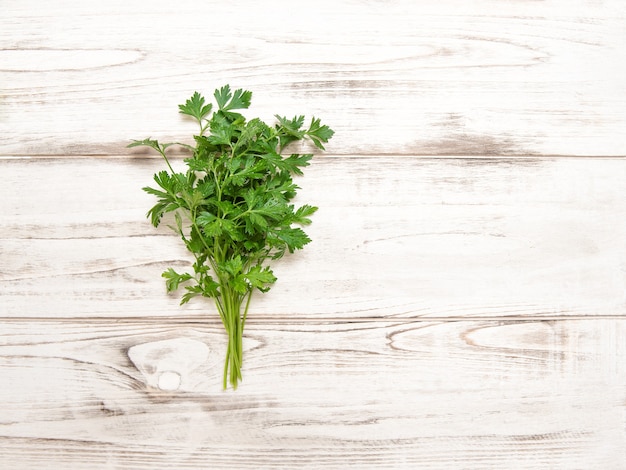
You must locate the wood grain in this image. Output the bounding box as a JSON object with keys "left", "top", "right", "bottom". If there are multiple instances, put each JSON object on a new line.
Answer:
{"left": 1, "top": 156, "right": 625, "bottom": 319}
{"left": 0, "top": 319, "right": 624, "bottom": 469}
{"left": 1, "top": 0, "right": 625, "bottom": 156}
{"left": 2, "top": 1, "right": 626, "bottom": 467}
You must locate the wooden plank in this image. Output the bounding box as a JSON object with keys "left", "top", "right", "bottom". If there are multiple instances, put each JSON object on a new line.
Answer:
{"left": 0, "top": 318, "right": 624, "bottom": 469}
{"left": 1, "top": 0, "right": 625, "bottom": 156}
{"left": 2, "top": 156, "right": 625, "bottom": 319}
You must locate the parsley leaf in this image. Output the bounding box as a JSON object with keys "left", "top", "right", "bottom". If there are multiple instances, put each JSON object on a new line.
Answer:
{"left": 214, "top": 85, "right": 253, "bottom": 121}
{"left": 178, "top": 91, "right": 213, "bottom": 123}
{"left": 162, "top": 268, "right": 192, "bottom": 292}
{"left": 306, "top": 117, "right": 335, "bottom": 150}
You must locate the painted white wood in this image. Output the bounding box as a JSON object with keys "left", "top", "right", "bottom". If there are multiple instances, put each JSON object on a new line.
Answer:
{"left": 0, "top": 319, "right": 624, "bottom": 469}
{"left": 1, "top": 156, "right": 625, "bottom": 319}
{"left": 2, "top": 1, "right": 626, "bottom": 467}
{"left": 1, "top": 0, "right": 625, "bottom": 156}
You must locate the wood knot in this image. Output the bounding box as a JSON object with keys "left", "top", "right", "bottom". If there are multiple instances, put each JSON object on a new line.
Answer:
{"left": 128, "top": 338, "right": 209, "bottom": 391}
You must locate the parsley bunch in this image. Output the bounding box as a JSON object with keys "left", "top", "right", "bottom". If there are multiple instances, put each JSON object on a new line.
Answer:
{"left": 129, "top": 85, "right": 333, "bottom": 389}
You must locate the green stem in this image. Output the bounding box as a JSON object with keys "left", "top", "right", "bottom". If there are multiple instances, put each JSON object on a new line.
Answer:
{"left": 219, "top": 285, "right": 245, "bottom": 390}
{"left": 242, "top": 289, "right": 253, "bottom": 330}
{"left": 158, "top": 148, "right": 176, "bottom": 174}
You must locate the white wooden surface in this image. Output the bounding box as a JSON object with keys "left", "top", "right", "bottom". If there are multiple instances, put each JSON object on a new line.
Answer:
{"left": 1, "top": 1, "right": 626, "bottom": 469}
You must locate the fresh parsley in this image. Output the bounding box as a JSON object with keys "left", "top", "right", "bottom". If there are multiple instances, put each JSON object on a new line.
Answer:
{"left": 129, "top": 85, "right": 333, "bottom": 389}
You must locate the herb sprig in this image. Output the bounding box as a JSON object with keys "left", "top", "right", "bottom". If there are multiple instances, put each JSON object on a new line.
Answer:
{"left": 129, "top": 85, "right": 333, "bottom": 389}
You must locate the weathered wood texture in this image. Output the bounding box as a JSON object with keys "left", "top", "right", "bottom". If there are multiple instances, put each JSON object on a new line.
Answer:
{"left": 2, "top": 0, "right": 626, "bottom": 468}
{"left": 2, "top": 156, "right": 625, "bottom": 319}
{"left": 1, "top": 0, "right": 625, "bottom": 156}
{"left": 1, "top": 319, "right": 625, "bottom": 469}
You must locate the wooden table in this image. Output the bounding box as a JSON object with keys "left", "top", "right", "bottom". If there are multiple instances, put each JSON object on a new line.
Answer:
{"left": 1, "top": 1, "right": 625, "bottom": 468}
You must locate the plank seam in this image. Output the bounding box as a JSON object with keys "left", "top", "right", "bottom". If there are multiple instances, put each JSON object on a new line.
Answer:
{"left": 1, "top": 315, "right": 625, "bottom": 324}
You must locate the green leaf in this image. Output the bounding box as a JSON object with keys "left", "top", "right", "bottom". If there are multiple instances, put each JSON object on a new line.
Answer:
{"left": 199, "top": 216, "right": 239, "bottom": 240}
{"left": 181, "top": 284, "right": 203, "bottom": 305}
{"left": 293, "top": 204, "right": 318, "bottom": 225}
{"left": 214, "top": 85, "right": 232, "bottom": 109}
{"left": 178, "top": 91, "right": 213, "bottom": 123}
{"left": 194, "top": 134, "right": 220, "bottom": 154}
{"left": 173, "top": 212, "right": 184, "bottom": 234}
{"left": 233, "top": 118, "right": 268, "bottom": 153}
{"left": 207, "top": 115, "right": 235, "bottom": 146}
{"left": 143, "top": 180, "right": 179, "bottom": 227}
{"left": 306, "top": 117, "right": 334, "bottom": 150}
{"left": 264, "top": 173, "right": 299, "bottom": 200}
{"left": 200, "top": 276, "right": 220, "bottom": 297}
{"left": 142, "top": 185, "right": 169, "bottom": 200}
{"left": 244, "top": 212, "right": 268, "bottom": 233}
{"left": 244, "top": 265, "right": 277, "bottom": 293}
{"left": 275, "top": 115, "right": 306, "bottom": 149}
{"left": 186, "top": 226, "right": 207, "bottom": 252}
{"left": 221, "top": 256, "right": 243, "bottom": 278}
{"left": 183, "top": 189, "right": 207, "bottom": 211}
{"left": 152, "top": 170, "right": 178, "bottom": 193}
{"left": 196, "top": 179, "right": 216, "bottom": 198}
{"left": 214, "top": 200, "right": 235, "bottom": 217}
{"left": 196, "top": 211, "right": 217, "bottom": 226}
{"left": 214, "top": 85, "right": 252, "bottom": 112}
{"left": 145, "top": 200, "right": 172, "bottom": 227}
{"left": 199, "top": 218, "right": 224, "bottom": 238}
{"left": 273, "top": 227, "right": 312, "bottom": 253}
{"left": 231, "top": 274, "right": 249, "bottom": 294}
{"left": 162, "top": 268, "right": 192, "bottom": 292}
{"left": 276, "top": 115, "right": 305, "bottom": 134}
{"left": 127, "top": 138, "right": 159, "bottom": 150}
{"left": 282, "top": 153, "right": 313, "bottom": 175}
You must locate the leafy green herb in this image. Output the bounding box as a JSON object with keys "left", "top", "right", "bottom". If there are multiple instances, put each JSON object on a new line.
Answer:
{"left": 129, "top": 85, "right": 333, "bottom": 389}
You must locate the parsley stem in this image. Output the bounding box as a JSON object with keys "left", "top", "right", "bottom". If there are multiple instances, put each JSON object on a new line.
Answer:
{"left": 156, "top": 147, "right": 175, "bottom": 175}
{"left": 218, "top": 284, "right": 244, "bottom": 389}
{"left": 242, "top": 289, "right": 253, "bottom": 330}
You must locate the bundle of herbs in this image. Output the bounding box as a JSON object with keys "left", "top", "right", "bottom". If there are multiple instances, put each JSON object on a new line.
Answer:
{"left": 129, "top": 85, "right": 333, "bottom": 389}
